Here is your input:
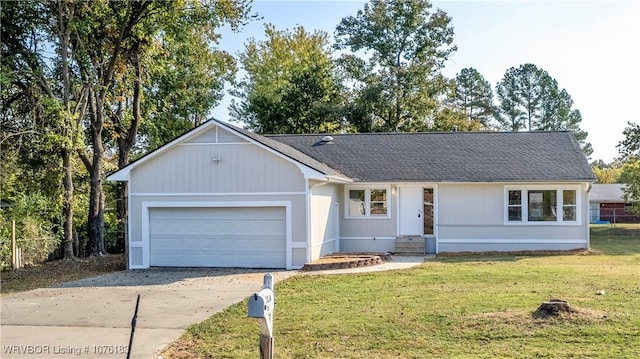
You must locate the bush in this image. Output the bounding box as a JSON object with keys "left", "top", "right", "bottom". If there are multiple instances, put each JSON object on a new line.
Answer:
{"left": 0, "top": 193, "right": 60, "bottom": 271}
{"left": 18, "top": 215, "right": 60, "bottom": 265}
{"left": 0, "top": 212, "right": 12, "bottom": 271}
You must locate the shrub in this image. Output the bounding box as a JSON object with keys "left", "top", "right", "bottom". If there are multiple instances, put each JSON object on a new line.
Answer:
{"left": 0, "top": 193, "right": 60, "bottom": 271}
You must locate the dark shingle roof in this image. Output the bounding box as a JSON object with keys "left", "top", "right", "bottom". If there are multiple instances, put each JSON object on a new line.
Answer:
{"left": 265, "top": 131, "right": 596, "bottom": 182}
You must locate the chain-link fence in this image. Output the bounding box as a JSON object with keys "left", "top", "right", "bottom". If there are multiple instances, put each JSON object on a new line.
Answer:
{"left": 590, "top": 206, "right": 640, "bottom": 225}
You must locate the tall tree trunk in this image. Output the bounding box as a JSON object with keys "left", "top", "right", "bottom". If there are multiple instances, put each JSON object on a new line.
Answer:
{"left": 61, "top": 148, "right": 75, "bottom": 259}
{"left": 58, "top": 1, "right": 76, "bottom": 260}
{"left": 97, "top": 189, "right": 105, "bottom": 254}
{"left": 85, "top": 89, "right": 106, "bottom": 256}
{"left": 77, "top": 1, "right": 154, "bottom": 256}
{"left": 86, "top": 153, "right": 105, "bottom": 255}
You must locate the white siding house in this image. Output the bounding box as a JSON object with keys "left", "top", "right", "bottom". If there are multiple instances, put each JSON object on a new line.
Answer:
{"left": 108, "top": 120, "right": 596, "bottom": 269}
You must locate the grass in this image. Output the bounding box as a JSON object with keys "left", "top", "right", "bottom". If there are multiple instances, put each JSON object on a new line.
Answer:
{"left": 163, "top": 224, "right": 640, "bottom": 358}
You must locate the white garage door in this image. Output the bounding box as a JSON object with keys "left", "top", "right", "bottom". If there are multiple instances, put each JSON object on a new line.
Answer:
{"left": 149, "top": 207, "right": 286, "bottom": 268}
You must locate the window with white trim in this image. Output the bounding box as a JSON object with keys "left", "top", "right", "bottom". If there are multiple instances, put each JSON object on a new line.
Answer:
{"left": 505, "top": 186, "right": 580, "bottom": 224}
{"left": 562, "top": 190, "right": 577, "bottom": 221}
{"left": 508, "top": 190, "right": 522, "bottom": 221}
{"left": 346, "top": 186, "right": 389, "bottom": 218}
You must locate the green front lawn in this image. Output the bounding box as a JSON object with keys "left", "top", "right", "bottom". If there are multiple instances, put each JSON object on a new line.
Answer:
{"left": 163, "top": 225, "right": 640, "bottom": 358}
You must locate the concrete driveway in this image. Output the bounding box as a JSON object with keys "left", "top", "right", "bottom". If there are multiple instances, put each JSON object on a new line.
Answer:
{"left": 1, "top": 257, "right": 424, "bottom": 359}
{"left": 1, "top": 268, "right": 297, "bottom": 359}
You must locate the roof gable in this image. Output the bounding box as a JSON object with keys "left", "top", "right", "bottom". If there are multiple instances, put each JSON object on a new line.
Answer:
{"left": 267, "top": 131, "right": 596, "bottom": 182}
{"left": 107, "top": 120, "right": 350, "bottom": 182}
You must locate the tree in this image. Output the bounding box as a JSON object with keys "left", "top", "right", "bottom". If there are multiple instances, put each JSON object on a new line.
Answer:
{"left": 335, "top": 0, "right": 456, "bottom": 132}
{"left": 494, "top": 63, "right": 592, "bottom": 156}
{"left": 618, "top": 122, "right": 640, "bottom": 208}
{"left": 141, "top": 0, "right": 250, "bottom": 150}
{"left": 592, "top": 166, "right": 622, "bottom": 184}
{"left": 103, "top": 1, "right": 249, "bottom": 251}
{"left": 66, "top": 0, "right": 253, "bottom": 255}
{"left": 1, "top": 0, "right": 84, "bottom": 259}
{"left": 449, "top": 67, "right": 494, "bottom": 129}
{"left": 2, "top": 0, "right": 255, "bottom": 259}
{"left": 230, "top": 24, "right": 343, "bottom": 134}
{"left": 495, "top": 64, "right": 544, "bottom": 131}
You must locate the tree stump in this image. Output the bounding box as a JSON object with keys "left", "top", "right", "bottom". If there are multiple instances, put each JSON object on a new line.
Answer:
{"left": 533, "top": 299, "right": 574, "bottom": 318}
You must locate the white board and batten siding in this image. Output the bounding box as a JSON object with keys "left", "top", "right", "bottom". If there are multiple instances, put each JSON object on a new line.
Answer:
{"left": 125, "top": 124, "right": 309, "bottom": 269}
{"left": 338, "top": 184, "right": 398, "bottom": 253}
{"left": 130, "top": 127, "right": 304, "bottom": 194}
{"left": 309, "top": 182, "right": 340, "bottom": 261}
{"left": 437, "top": 183, "right": 590, "bottom": 253}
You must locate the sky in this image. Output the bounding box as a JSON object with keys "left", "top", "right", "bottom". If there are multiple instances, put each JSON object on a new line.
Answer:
{"left": 211, "top": 0, "right": 640, "bottom": 163}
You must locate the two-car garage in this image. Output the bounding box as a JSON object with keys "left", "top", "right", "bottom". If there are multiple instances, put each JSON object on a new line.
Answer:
{"left": 147, "top": 206, "right": 287, "bottom": 268}
{"left": 107, "top": 121, "right": 320, "bottom": 269}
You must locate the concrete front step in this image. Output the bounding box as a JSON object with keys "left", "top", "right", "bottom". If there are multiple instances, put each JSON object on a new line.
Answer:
{"left": 394, "top": 236, "right": 425, "bottom": 256}
{"left": 395, "top": 236, "right": 424, "bottom": 242}
{"left": 394, "top": 251, "right": 425, "bottom": 256}
{"left": 395, "top": 246, "right": 425, "bottom": 253}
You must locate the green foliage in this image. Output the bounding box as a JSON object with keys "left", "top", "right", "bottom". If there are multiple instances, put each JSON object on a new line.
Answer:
{"left": 140, "top": 0, "right": 248, "bottom": 150}
{"left": 495, "top": 63, "right": 592, "bottom": 157}
{"left": 0, "top": 193, "right": 61, "bottom": 271}
{"left": 431, "top": 106, "right": 484, "bottom": 132}
{"left": 0, "top": 212, "right": 11, "bottom": 271}
{"left": 592, "top": 166, "right": 622, "bottom": 184}
{"left": 618, "top": 121, "right": 640, "bottom": 160}
{"left": 448, "top": 67, "right": 494, "bottom": 129}
{"left": 4, "top": 0, "right": 256, "bottom": 257}
{"left": 335, "top": 0, "right": 456, "bottom": 132}
{"left": 231, "top": 24, "right": 343, "bottom": 134}
{"left": 618, "top": 122, "right": 640, "bottom": 213}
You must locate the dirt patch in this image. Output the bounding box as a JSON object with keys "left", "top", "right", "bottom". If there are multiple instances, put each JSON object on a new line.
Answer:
{"left": 532, "top": 307, "right": 607, "bottom": 321}
{"left": 471, "top": 307, "right": 606, "bottom": 324}
{"left": 0, "top": 253, "right": 126, "bottom": 295}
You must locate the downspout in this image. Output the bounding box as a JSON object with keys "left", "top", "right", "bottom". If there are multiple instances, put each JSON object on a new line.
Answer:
{"left": 126, "top": 176, "right": 132, "bottom": 269}
{"left": 434, "top": 184, "right": 439, "bottom": 254}
{"left": 585, "top": 182, "right": 592, "bottom": 250}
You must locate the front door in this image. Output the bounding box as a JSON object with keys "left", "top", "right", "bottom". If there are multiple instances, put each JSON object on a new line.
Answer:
{"left": 400, "top": 187, "right": 423, "bottom": 235}
{"left": 399, "top": 187, "right": 435, "bottom": 236}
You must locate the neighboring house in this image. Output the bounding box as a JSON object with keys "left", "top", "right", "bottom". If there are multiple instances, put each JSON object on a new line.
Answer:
{"left": 589, "top": 183, "right": 640, "bottom": 223}
{"left": 107, "top": 119, "right": 596, "bottom": 269}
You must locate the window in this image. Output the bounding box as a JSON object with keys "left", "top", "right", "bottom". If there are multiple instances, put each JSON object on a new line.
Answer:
{"left": 505, "top": 186, "right": 580, "bottom": 224}
{"left": 370, "top": 189, "right": 387, "bottom": 215}
{"left": 345, "top": 186, "right": 390, "bottom": 218}
{"left": 563, "top": 190, "right": 576, "bottom": 221}
{"left": 528, "top": 190, "right": 557, "bottom": 221}
{"left": 508, "top": 190, "right": 522, "bottom": 221}
{"left": 348, "top": 189, "right": 365, "bottom": 216}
